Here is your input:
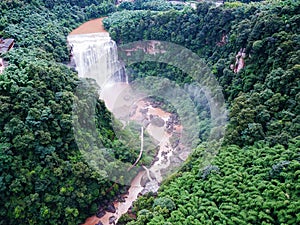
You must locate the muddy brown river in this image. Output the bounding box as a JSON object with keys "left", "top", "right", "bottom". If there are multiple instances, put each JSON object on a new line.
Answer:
{"left": 82, "top": 83, "right": 184, "bottom": 225}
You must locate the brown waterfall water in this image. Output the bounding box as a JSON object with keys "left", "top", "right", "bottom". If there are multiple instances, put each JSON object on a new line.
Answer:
{"left": 70, "top": 18, "right": 108, "bottom": 35}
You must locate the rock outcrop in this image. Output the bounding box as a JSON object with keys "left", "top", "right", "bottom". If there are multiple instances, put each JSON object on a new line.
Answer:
{"left": 231, "top": 48, "right": 246, "bottom": 73}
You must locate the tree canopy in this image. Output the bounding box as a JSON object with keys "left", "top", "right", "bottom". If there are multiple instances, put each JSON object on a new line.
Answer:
{"left": 0, "top": 0, "right": 299, "bottom": 224}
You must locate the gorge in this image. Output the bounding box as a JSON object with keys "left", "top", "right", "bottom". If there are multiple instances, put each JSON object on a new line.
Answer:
{"left": 1, "top": 1, "right": 298, "bottom": 224}
{"left": 68, "top": 18, "right": 189, "bottom": 225}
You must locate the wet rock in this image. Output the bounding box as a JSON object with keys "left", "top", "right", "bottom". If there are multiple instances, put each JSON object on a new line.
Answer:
{"left": 139, "top": 108, "right": 148, "bottom": 114}
{"left": 179, "top": 152, "right": 189, "bottom": 161}
{"left": 118, "top": 195, "right": 126, "bottom": 202}
{"left": 161, "top": 151, "right": 168, "bottom": 157}
{"left": 150, "top": 116, "right": 165, "bottom": 127}
{"left": 142, "top": 118, "right": 150, "bottom": 127}
{"left": 151, "top": 101, "right": 161, "bottom": 108}
{"left": 149, "top": 171, "right": 156, "bottom": 180}
{"left": 142, "top": 180, "right": 159, "bottom": 195}
{"left": 166, "top": 128, "right": 173, "bottom": 134}
{"left": 170, "top": 155, "right": 182, "bottom": 164}
{"left": 163, "top": 155, "right": 168, "bottom": 162}
{"left": 129, "top": 105, "right": 138, "bottom": 117}
{"left": 96, "top": 209, "right": 106, "bottom": 218}
{"left": 166, "top": 120, "right": 172, "bottom": 127}
{"left": 140, "top": 170, "right": 156, "bottom": 187}
{"left": 140, "top": 174, "right": 148, "bottom": 187}
{"left": 171, "top": 139, "right": 180, "bottom": 148}
{"left": 175, "top": 146, "right": 182, "bottom": 153}
{"left": 153, "top": 156, "right": 159, "bottom": 163}
{"left": 105, "top": 203, "right": 116, "bottom": 213}
{"left": 166, "top": 120, "right": 174, "bottom": 133}
{"left": 109, "top": 215, "right": 116, "bottom": 224}
{"left": 128, "top": 206, "right": 134, "bottom": 213}
{"left": 138, "top": 111, "right": 148, "bottom": 122}
{"left": 168, "top": 114, "right": 180, "bottom": 127}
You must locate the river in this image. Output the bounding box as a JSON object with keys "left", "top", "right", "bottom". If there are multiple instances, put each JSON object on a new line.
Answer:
{"left": 81, "top": 83, "right": 183, "bottom": 225}
{"left": 69, "top": 19, "right": 185, "bottom": 225}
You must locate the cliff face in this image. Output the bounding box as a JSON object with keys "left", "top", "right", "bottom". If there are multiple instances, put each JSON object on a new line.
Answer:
{"left": 0, "top": 58, "right": 4, "bottom": 74}
{"left": 0, "top": 38, "right": 14, "bottom": 74}
{"left": 231, "top": 48, "right": 246, "bottom": 73}
{"left": 0, "top": 38, "right": 15, "bottom": 54}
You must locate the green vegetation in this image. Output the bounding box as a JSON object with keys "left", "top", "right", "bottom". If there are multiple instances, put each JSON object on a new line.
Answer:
{"left": 125, "top": 139, "right": 300, "bottom": 224}
{"left": 103, "top": 0, "right": 300, "bottom": 224}
{"left": 104, "top": 0, "right": 300, "bottom": 147}
{"left": 0, "top": 0, "right": 132, "bottom": 224}
{"left": 1, "top": 0, "right": 299, "bottom": 224}
{"left": 119, "top": 0, "right": 185, "bottom": 11}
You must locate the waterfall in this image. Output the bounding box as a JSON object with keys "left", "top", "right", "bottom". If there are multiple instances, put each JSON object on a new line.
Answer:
{"left": 67, "top": 33, "right": 127, "bottom": 89}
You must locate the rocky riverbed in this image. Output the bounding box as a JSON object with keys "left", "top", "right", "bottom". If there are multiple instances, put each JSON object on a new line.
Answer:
{"left": 82, "top": 83, "right": 186, "bottom": 225}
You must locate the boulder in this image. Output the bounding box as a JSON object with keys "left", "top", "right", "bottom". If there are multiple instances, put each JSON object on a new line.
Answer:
{"left": 105, "top": 203, "right": 116, "bottom": 213}
{"left": 139, "top": 108, "right": 148, "bottom": 114}
{"left": 170, "top": 155, "right": 182, "bottom": 164}
{"left": 142, "top": 118, "right": 150, "bottom": 127}
{"left": 129, "top": 105, "right": 137, "bottom": 117}
{"left": 171, "top": 139, "right": 179, "bottom": 148}
{"left": 118, "top": 195, "right": 126, "bottom": 202}
{"left": 109, "top": 216, "right": 116, "bottom": 224}
{"left": 179, "top": 152, "right": 189, "bottom": 161}
{"left": 150, "top": 115, "right": 165, "bottom": 127}
{"left": 140, "top": 170, "right": 156, "bottom": 187}
{"left": 140, "top": 173, "right": 149, "bottom": 187}
{"left": 96, "top": 210, "right": 106, "bottom": 218}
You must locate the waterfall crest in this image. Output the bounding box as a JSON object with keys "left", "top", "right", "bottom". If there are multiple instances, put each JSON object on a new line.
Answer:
{"left": 68, "top": 33, "right": 127, "bottom": 88}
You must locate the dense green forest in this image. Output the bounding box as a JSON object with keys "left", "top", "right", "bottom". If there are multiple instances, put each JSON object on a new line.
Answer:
{"left": 102, "top": 0, "right": 300, "bottom": 224}
{"left": 0, "top": 0, "right": 299, "bottom": 224}
{"left": 104, "top": 0, "right": 300, "bottom": 147}
{"left": 0, "top": 0, "right": 134, "bottom": 224}
{"left": 119, "top": 139, "right": 300, "bottom": 224}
